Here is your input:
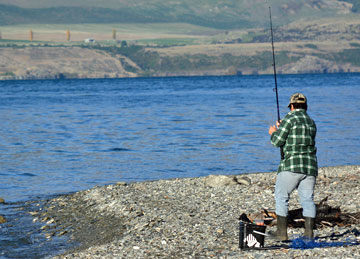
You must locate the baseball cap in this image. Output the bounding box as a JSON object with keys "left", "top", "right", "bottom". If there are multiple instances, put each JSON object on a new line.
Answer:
{"left": 288, "top": 93, "right": 307, "bottom": 108}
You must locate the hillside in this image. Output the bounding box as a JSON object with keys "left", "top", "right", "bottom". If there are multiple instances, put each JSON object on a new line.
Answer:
{"left": 0, "top": 0, "right": 358, "bottom": 29}
{"left": 0, "top": 47, "right": 137, "bottom": 79}
{"left": 1, "top": 38, "right": 360, "bottom": 80}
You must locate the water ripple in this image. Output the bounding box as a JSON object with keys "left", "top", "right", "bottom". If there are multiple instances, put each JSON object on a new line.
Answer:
{"left": 0, "top": 74, "right": 359, "bottom": 204}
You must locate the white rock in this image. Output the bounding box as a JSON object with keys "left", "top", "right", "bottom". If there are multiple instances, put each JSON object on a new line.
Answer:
{"left": 205, "top": 175, "right": 237, "bottom": 187}
{"left": 235, "top": 176, "right": 252, "bottom": 185}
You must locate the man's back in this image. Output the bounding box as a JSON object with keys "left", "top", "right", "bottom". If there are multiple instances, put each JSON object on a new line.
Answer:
{"left": 271, "top": 109, "right": 318, "bottom": 176}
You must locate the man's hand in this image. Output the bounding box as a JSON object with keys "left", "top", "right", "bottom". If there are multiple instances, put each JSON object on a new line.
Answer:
{"left": 268, "top": 125, "right": 277, "bottom": 135}
{"left": 276, "top": 120, "right": 282, "bottom": 128}
{"left": 269, "top": 120, "right": 281, "bottom": 135}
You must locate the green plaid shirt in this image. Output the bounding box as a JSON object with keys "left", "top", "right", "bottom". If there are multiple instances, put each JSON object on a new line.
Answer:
{"left": 271, "top": 109, "right": 318, "bottom": 176}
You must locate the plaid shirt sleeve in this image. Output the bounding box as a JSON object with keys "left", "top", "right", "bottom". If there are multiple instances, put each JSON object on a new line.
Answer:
{"left": 270, "top": 116, "right": 291, "bottom": 148}
{"left": 270, "top": 110, "right": 318, "bottom": 176}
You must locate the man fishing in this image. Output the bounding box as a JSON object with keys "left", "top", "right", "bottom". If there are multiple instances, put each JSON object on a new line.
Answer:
{"left": 268, "top": 93, "right": 318, "bottom": 241}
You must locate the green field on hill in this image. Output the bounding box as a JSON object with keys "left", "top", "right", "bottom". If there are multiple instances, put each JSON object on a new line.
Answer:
{"left": 1, "top": 0, "right": 359, "bottom": 29}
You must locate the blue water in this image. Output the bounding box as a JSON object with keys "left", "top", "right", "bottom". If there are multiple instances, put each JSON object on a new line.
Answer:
{"left": 1, "top": 74, "right": 360, "bottom": 257}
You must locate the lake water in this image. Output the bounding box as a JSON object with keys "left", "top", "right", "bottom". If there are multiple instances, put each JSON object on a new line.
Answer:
{"left": 1, "top": 73, "right": 360, "bottom": 258}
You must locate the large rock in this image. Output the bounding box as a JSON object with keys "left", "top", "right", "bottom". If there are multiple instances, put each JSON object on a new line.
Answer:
{"left": 235, "top": 176, "right": 252, "bottom": 185}
{"left": 205, "top": 175, "right": 237, "bottom": 187}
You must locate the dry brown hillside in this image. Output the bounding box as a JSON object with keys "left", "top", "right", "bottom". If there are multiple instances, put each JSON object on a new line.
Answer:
{"left": 0, "top": 47, "right": 137, "bottom": 79}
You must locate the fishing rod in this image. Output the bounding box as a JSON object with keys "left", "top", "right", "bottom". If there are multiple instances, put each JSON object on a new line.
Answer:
{"left": 269, "top": 6, "right": 284, "bottom": 159}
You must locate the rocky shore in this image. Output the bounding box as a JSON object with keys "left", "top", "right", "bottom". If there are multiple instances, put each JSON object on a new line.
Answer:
{"left": 32, "top": 165, "right": 360, "bottom": 258}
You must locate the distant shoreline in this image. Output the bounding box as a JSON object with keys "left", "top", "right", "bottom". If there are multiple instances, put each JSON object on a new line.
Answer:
{"left": 1, "top": 68, "right": 360, "bottom": 82}
{"left": 1, "top": 43, "right": 360, "bottom": 81}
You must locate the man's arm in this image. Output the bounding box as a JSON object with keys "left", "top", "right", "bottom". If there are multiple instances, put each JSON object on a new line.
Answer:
{"left": 268, "top": 120, "right": 281, "bottom": 135}
{"left": 269, "top": 119, "right": 290, "bottom": 147}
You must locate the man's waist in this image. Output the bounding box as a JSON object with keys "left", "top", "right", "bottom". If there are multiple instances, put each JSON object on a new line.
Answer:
{"left": 283, "top": 146, "right": 316, "bottom": 154}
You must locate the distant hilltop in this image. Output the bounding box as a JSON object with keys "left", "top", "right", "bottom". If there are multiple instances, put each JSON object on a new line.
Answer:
{"left": 0, "top": 0, "right": 359, "bottom": 29}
